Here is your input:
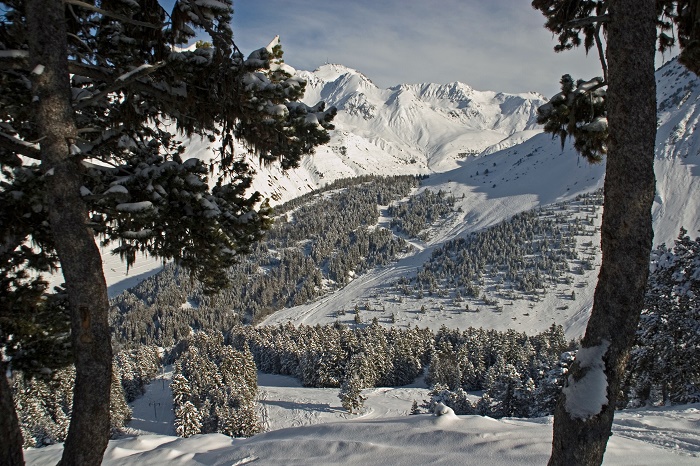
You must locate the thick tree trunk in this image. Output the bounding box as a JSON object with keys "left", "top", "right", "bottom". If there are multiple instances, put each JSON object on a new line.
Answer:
{"left": 0, "top": 362, "right": 24, "bottom": 466}
{"left": 548, "top": 1, "right": 657, "bottom": 465}
{"left": 26, "top": 1, "right": 113, "bottom": 465}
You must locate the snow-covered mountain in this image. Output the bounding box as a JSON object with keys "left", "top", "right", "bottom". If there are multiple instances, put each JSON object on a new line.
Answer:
{"left": 301, "top": 64, "right": 545, "bottom": 169}
{"left": 105, "top": 58, "right": 700, "bottom": 310}
{"left": 234, "top": 64, "right": 546, "bottom": 204}
{"left": 257, "top": 58, "right": 700, "bottom": 338}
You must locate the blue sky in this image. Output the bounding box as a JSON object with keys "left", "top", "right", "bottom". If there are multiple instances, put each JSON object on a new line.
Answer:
{"left": 170, "top": 1, "right": 676, "bottom": 96}
{"left": 228, "top": 0, "right": 606, "bottom": 96}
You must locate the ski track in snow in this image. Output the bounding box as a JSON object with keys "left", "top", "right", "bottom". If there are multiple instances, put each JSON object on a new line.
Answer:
{"left": 611, "top": 406, "right": 700, "bottom": 457}
{"left": 122, "top": 365, "right": 176, "bottom": 437}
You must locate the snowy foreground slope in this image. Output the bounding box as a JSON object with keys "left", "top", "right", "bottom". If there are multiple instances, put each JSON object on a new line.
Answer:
{"left": 25, "top": 371, "right": 700, "bottom": 465}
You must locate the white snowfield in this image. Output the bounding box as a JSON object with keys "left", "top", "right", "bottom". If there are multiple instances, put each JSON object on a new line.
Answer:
{"left": 25, "top": 371, "right": 700, "bottom": 465}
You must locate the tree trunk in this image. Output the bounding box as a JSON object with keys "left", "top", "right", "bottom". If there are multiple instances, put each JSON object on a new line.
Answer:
{"left": 0, "top": 362, "right": 24, "bottom": 466}
{"left": 548, "top": 1, "right": 657, "bottom": 465}
{"left": 26, "top": 1, "right": 113, "bottom": 465}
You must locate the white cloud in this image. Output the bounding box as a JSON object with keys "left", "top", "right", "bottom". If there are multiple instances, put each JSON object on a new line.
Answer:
{"left": 229, "top": 0, "right": 669, "bottom": 96}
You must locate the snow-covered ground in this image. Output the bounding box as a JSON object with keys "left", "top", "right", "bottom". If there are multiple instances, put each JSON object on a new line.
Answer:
{"left": 25, "top": 370, "right": 700, "bottom": 465}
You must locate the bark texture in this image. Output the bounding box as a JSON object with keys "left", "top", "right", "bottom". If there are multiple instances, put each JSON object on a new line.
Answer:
{"left": 0, "top": 362, "right": 24, "bottom": 466}
{"left": 548, "top": 1, "right": 657, "bottom": 465}
{"left": 26, "top": 1, "right": 113, "bottom": 464}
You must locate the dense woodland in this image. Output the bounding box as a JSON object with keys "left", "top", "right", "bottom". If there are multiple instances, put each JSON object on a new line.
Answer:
{"left": 12, "top": 345, "right": 160, "bottom": 448}
{"left": 388, "top": 188, "right": 457, "bottom": 240}
{"left": 172, "top": 332, "right": 259, "bottom": 438}
{"left": 231, "top": 321, "right": 572, "bottom": 417}
{"left": 404, "top": 191, "right": 602, "bottom": 307}
{"left": 110, "top": 175, "right": 421, "bottom": 345}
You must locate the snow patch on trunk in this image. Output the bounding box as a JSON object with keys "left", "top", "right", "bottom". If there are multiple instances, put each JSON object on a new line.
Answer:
{"left": 563, "top": 340, "right": 610, "bottom": 419}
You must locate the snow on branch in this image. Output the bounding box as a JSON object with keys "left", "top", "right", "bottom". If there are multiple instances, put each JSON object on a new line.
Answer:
{"left": 73, "top": 62, "right": 166, "bottom": 110}
{"left": 0, "top": 50, "right": 29, "bottom": 59}
{"left": 63, "top": 0, "right": 161, "bottom": 29}
{"left": 0, "top": 49, "right": 30, "bottom": 71}
{"left": 116, "top": 201, "right": 154, "bottom": 212}
{"left": 0, "top": 131, "right": 41, "bottom": 162}
{"left": 565, "top": 14, "right": 610, "bottom": 29}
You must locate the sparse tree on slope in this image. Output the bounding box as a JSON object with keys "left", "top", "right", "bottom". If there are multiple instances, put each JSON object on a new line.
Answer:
{"left": 0, "top": 0, "right": 334, "bottom": 464}
{"left": 532, "top": 1, "right": 699, "bottom": 465}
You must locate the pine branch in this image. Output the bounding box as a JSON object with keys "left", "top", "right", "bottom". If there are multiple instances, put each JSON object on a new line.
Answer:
{"left": 0, "top": 131, "right": 41, "bottom": 162}
{"left": 63, "top": 0, "right": 161, "bottom": 29}
{"left": 73, "top": 61, "right": 166, "bottom": 109}
{"left": 68, "top": 61, "right": 181, "bottom": 108}
{"left": 594, "top": 21, "right": 608, "bottom": 83}
{"left": 0, "top": 50, "right": 30, "bottom": 70}
{"left": 565, "top": 14, "right": 610, "bottom": 29}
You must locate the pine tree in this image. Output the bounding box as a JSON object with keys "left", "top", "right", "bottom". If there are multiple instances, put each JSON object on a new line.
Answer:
{"left": 528, "top": 1, "right": 700, "bottom": 464}
{"left": 338, "top": 353, "right": 368, "bottom": 413}
{"left": 170, "top": 373, "right": 192, "bottom": 407}
{"left": 175, "top": 401, "right": 202, "bottom": 438}
{"left": 410, "top": 399, "right": 420, "bottom": 415}
{"left": 109, "top": 369, "right": 132, "bottom": 437}
{"left": 627, "top": 229, "right": 700, "bottom": 405}
{"left": 1, "top": 1, "right": 334, "bottom": 463}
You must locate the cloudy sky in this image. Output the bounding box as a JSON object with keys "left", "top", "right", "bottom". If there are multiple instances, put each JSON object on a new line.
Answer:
{"left": 227, "top": 0, "right": 617, "bottom": 97}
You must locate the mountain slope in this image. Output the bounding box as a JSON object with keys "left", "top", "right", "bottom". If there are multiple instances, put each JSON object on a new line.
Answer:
{"left": 261, "top": 58, "right": 700, "bottom": 338}
{"left": 100, "top": 58, "right": 700, "bottom": 325}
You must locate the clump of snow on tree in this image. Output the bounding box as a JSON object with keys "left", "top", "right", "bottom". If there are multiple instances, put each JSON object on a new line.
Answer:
{"left": 563, "top": 340, "right": 610, "bottom": 419}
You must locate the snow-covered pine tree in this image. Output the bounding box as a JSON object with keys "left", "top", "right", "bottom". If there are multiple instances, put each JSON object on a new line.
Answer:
{"left": 109, "top": 369, "right": 132, "bottom": 437}
{"left": 482, "top": 358, "right": 531, "bottom": 418}
{"left": 170, "top": 373, "right": 192, "bottom": 407}
{"left": 427, "top": 340, "right": 461, "bottom": 390}
{"left": 339, "top": 353, "right": 369, "bottom": 413}
{"left": 175, "top": 401, "right": 202, "bottom": 438}
{"left": 0, "top": 0, "right": 334, "bottom": 463}
{"left": 627, "top": 228, "right": 700, "bottom": 405}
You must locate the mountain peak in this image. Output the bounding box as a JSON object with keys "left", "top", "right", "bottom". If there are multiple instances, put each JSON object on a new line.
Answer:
{"left": 312, "top": 63, "right": 374, "bottom": 84}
